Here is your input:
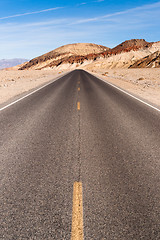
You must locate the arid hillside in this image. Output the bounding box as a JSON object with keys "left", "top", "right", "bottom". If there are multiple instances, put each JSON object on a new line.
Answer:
{"left": 82, "top": 41, "right": 160, "bottom": 70}
{"left": 18, "top": 39, "right": 160, "bottom": 71}
{"left": 19, "top": 43, "right": 109, "bottom": 70}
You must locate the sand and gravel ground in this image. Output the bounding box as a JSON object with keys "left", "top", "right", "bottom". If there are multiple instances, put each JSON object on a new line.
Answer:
{"left": 0, "top": 69, "right": 160, "bottom": 107}
{"left": 0, "top": 70, "right": 66, "bottom": 105}
{"left": 88, "top": 68, "right": 160, "bottom": 107}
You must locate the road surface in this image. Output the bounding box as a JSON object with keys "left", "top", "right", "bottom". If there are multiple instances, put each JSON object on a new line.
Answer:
{"left": 0, "top": 70, "right": 160, "bottom": 239}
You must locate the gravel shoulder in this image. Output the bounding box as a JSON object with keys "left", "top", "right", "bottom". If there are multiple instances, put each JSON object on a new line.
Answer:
{"left": 87, "top": 69, "right": 160, "bottom": 107}
{"left": 0, "top": 70, "right": 68, "bottom": 105}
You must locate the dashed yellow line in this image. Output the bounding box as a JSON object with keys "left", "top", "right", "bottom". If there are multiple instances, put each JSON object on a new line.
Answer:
{"left": 71, "top": 182, "right": 84, "bottom": 240}
{"left": 78, "top": 87, "right": 80, "bottom": 91}
{"left": 77, "top": 102, "right": 80, "bottom": 110}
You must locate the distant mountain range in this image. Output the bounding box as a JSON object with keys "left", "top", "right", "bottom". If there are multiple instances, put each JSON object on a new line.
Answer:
{"left": 18, "top": 39, "right": 160, "bottom": 71}
{"left": 4, "top": 39, "right": 160, "bottom": 71}
{"left": 0, "top": 59, "right": 28, "bottom": 70}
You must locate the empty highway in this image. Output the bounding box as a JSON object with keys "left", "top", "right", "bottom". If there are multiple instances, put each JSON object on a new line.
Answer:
{"left": 0, "top": 70, "right": 160, "bottom": 239}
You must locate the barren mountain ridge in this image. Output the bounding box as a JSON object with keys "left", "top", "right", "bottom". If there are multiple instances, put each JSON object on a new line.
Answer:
{"left": 19, "top": 39, "right": 160, "bottom": 70}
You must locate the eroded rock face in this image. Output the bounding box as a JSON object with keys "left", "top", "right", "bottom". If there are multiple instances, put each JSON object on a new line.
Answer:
{"left": 129, "top": 51, "right": 160, "bottom": 68}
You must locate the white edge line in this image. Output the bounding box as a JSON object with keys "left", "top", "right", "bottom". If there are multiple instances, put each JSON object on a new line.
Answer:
{"left": 0, "top": 72, "right": 70, "bottom": 112}
{"left": 89, "top": 71, "right": 160, "bottom": 113}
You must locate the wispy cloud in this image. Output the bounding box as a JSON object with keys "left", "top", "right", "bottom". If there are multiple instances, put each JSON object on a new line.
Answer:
{"left": 0, "top": 1, "right": 159, "bottom": 58}
{"left": 94, "top": 0, "right": 104, "bottom": 2}
{"left": 76, "top": 2, "right": 87, "bottom": 7}
{"left": 73, "top": 1, "right": 160, "bottom": 24}
{"left": 77, "top": 0, "right": 104, "bottom": 6}
{"left": 0, "top": 7, "right": 63, "bottom": 20}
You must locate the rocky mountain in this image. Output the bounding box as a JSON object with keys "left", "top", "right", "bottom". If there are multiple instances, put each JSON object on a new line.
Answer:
{"left": 83, "top": 40, "right": 160, "bottom": 70}
{"left": 0, "top": 59, "right": 28, "bottom": 70}
{"left": 19, "top": 43, "right": 109, "bottom": 70}
{"left": 129, "top": 51, "right": 160, "bottom": 68}
{"left": 110, "top": 39, "right": 152, "bottom": 53}
{"left": 18, "top": 39, "right": 160, "bottom": 71}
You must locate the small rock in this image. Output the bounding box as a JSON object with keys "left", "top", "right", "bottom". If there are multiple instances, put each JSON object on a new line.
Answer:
{"left": 138, "top": 77, "right": 145, "bottom": 80}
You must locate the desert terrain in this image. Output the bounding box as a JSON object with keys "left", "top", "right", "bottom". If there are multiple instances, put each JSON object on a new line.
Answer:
{"left": 0, "top": 70, "right": 66, "bottom": 105}
{"left": 0, "top": 40, "right": 160, "bottom": 107}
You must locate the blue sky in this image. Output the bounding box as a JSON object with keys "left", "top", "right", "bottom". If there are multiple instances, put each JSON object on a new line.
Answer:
{"left": 0, "top": 0, "right": 160, "bottom": 59}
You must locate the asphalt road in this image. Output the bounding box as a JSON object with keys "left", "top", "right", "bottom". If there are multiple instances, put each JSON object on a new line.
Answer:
{"left": 0, "top": 70, "right": 160, "bottom": 239}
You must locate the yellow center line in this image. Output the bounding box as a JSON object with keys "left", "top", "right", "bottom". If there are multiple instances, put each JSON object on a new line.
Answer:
{"left": 71, "top": 182, "right": 84, "bottom": 240}
{"left": 78, "top": 87, "right": 80, "bottom": 91}
{"left": 77, "top": 102, "right": 80, "bottom": 110}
